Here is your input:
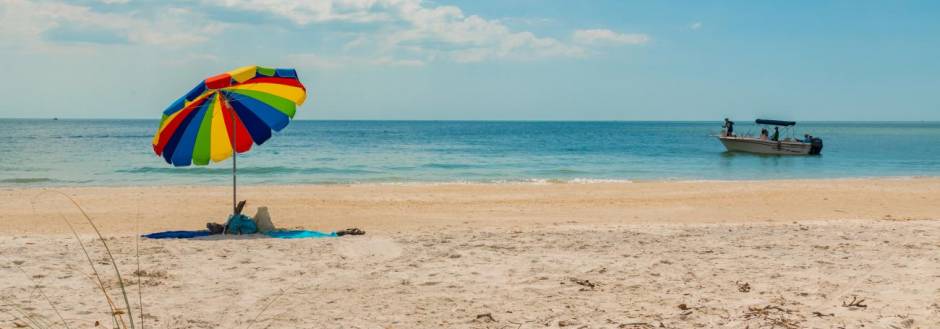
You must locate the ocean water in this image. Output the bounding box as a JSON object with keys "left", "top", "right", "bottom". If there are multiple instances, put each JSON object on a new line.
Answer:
{"left": 1, "top": 119, "right": 939, "bottom": 186}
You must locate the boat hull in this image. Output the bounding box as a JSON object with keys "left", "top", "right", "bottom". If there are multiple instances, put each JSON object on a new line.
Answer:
{"left": 718, "top": 136, "right": 812, "bottom": 155}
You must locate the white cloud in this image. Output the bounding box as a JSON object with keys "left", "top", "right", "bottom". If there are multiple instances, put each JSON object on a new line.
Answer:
{"left": 690, "top": 22, "right": 703, "bottom": 30}
{"left": 572, "top": 29, "right": 649, "bottom": 45}
{"left": 127, "top": 8, "right": 228, "bottom": 46}
{"left": 202, "top": 0, "right": 394, "bottom": 25}
{"left": 501, "top": 17, "right": 554, "bottom": 27}
{"left": 0, "top": 0, "right": 650, "bottom": 65}
{"left": 389, "top": 3, "right": 585, "bottom": 62}
{"left": 285, "top": 53, "right": 425, "bottom": 70}
{"left": 206, "top": 0, "right": 589, "bottom": 64}
{"left": 0, "top": 0, "right": 226, "bottom": 51}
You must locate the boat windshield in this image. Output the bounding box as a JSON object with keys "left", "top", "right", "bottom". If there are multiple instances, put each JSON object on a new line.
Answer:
{"left": 755, "top": 119, "right": 796, "bottom": 126}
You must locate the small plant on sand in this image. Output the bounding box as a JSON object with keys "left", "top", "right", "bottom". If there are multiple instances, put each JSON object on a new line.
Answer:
{"left": 6, "top": 191, "right": 311, "bottom": 329}
{"left": 742, "top": 305, "right": 803, "bottom": 329}
{"left": 1, "top": 191, "right": 145, "bottom": 329}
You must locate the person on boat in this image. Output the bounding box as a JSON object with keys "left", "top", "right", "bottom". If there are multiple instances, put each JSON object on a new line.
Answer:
{"left": 760, "top": 128, "right": 769, "bottom": 140}
{"left": 723, "top": 118, "right": 735, "bottom": 136}
{"left": 803, "top": 134, "right": 813, "bottom": 143}
{"left": 771, "top": 127, "right": 780, "bottom": 141}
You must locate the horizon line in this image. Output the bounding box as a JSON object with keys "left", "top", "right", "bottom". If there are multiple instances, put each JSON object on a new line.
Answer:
{"left": 2, "top": 117, "right": 939, "bottom": 123}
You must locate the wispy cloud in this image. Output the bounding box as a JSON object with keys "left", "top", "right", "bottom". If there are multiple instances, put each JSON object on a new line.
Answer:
{"left": 1, "top": 0, "right": 650, "bottom": 67}
{"left": 572, "top": 29, "right": 650, "bottom": 45}
{"left": 689, "top": 22, "right": 703, "bottom": 30}
{"left": 285, "top": 53, "right": 425, "bottom": 70}
{"left": 0, "top": 0, "right": 226, "bottom": 51}
{"left": 209, "top": 0, "right": 588, "bottom": 64}
{"left": 201, "top": 0, "right": 395, "bottom": 25}
{"left": 500, "top": 17, "right": 555, "bottom": 27}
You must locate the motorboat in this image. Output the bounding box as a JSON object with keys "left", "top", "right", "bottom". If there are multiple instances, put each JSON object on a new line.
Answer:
{"left": 717, "top": 119, "right": 823, "bottom": 155}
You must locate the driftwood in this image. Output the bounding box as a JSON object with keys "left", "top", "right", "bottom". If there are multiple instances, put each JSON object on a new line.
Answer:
{"left": 569, "top": 277, "right": 598, "bottom": 290}
{"left": 474, "top": 313, "right": 496, "bottom": 323}
{"left": 842, "top": 296, "right": 867, "bottom": 309}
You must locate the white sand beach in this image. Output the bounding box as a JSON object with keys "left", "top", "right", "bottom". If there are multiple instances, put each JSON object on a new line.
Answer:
{"left": 1, "top": 178, "right": 939, "bottom": 328}
{"left": 5, "top": 1, "right": 940, "bottom": 328}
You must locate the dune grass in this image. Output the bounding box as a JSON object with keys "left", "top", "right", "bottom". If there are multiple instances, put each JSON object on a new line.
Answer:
{"left": 7, "top": 191, "right": 302, "bottom": 329}
{"left": 3, "top": 191, "right": 143, "bottom": 329}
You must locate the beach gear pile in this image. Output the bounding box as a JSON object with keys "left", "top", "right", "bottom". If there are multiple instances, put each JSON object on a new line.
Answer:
{"left": 225, "top": 213, "right": 258, "bottom": 234}
{"left": 143, "top": 204, "right": 364, "bottom": 240}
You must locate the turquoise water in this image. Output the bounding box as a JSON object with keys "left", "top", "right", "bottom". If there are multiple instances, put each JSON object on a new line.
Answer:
{"left": 1, "top": 119, "right": 939, "bottom": 186}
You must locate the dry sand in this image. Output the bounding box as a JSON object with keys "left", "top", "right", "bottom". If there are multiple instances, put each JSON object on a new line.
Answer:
{"left": 1, "top": 178, "right": 939, "bottom": 328}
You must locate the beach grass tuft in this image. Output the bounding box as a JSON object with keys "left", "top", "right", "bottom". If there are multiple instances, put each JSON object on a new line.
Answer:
{"left": 12, "top": 191, "right": 314, "bottom": 329}
{"left": 24, "top": 191, "right": 141, "bottom": 329}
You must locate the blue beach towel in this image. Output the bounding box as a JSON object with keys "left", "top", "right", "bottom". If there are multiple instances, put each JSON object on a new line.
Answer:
{"left": 265, "top": 230, "right": 338, "bottom": 239}
{"left": 142, "top": 230, "right": 213, "bottom": 239}
{"left": 142, "top": 230, "right": 337, "bottom": 239}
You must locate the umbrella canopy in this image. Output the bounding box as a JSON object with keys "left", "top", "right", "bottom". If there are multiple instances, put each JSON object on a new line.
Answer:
{"left": 152, "top": 65, "right": 307, "bottom": 167}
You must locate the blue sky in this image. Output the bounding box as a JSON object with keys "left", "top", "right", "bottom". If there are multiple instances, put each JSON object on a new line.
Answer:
{"left": 1, "top": 0, "right": 938, "bottom": 121}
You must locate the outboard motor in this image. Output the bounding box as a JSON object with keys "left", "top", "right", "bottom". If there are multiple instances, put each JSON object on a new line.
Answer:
{"left": 809, "top": 138, "right": 824, "bottom": 155}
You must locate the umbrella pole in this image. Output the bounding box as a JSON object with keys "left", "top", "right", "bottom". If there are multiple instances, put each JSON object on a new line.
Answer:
{"left": 233, "top": 142, "right": 237, "bottom": 214}
{"left": 232, "top": 107, "right": 237, "bottom": 215}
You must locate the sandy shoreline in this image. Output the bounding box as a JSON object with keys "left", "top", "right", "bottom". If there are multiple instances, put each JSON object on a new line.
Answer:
{"left": 2, "top": 178, "right": 939, "bottom": 328}
{"left": 3, "top": 177, "right": 939, "bottom": 234}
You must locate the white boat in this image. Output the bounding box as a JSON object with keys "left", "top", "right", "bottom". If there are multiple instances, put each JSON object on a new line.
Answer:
{"left": 718, "top": 136, "right": 815, "bottom": 155}
{"left": 717, "top": 119, "right": 823, "bottom": 155}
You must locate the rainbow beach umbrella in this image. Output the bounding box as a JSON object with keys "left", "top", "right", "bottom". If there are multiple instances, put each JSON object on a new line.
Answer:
{"left": 152, "top": 65, "right": 307, "bottom": 213}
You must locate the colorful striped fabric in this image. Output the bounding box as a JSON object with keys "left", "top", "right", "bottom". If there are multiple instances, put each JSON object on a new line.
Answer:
{"left": 152, "top": 66, "right": 307, "bottom": 166}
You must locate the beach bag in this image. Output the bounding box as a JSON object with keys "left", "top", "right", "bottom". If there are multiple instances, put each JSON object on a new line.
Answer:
{"left": 254, "top": 207, "right": 275, "bottom": 233}
{"left": 226, "top": 214, "right": 257, "bottom": 234}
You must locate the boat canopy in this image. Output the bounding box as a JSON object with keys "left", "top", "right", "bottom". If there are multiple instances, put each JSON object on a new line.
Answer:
{"left": 755, "top": 119, "right": 796, "bottom": 126}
